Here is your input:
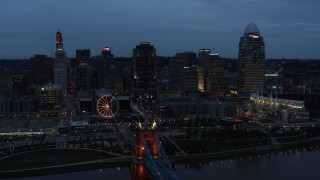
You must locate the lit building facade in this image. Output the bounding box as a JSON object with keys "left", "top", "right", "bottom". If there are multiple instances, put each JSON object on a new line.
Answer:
{"left": 198, "top": 49, "right": 224, "bottom": 97}
{"left": 238, "top": 23, "right": 265, "bottom": 98}
{"left": 180, "top": 66, "right": 204, "bottom": 95}
{"left": 54, "top": 31, "right": 68, "bottom": 95}
{"left": 132, "top": 42, "right": 158, "bottom": 100}
{"left": 249, "top": 94, "right": 309, "bottom": 123}
{"left": 38, "top": 84, "right": 62, "bottom": 111}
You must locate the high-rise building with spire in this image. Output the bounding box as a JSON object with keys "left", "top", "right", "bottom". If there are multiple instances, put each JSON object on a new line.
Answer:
{"left": 54, "top": 31, "right": 68, "bottom": 95}
{"left": 238, "top": 23, "right": 265, "bottom": 98}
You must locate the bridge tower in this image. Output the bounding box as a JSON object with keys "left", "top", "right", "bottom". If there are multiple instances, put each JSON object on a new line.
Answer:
{"left": 136, "top": 120, "right": 159, "bottom": 159}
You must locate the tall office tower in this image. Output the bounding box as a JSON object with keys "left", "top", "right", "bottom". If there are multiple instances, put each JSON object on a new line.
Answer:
{"left": 170, "top": 52, "right": 197, "bottom": 85}
{"left": 132, "top": 42, "right": 158, "bottom": 100}
{"left": 238, "top": 23, "right": 265, "bottom": 98}
{"left": 198, "top": 49, "right": 211, "bottom": 92}
{"left": 101, "top": 47, "right": 114, "bottom": 67}
{"left": 29, "top": 54, "right": 53, "bottom": 84}
{"left": 180, "top": 65, "right": 201, "bottom": 96}
{"left": 76, "top": 49, "right": 90, "bottom": 91}
{"left": 207, "top": 53, "right": 224, "bottom": 97}
{"left": 54, "top": 31, "right": 68, "bottom": 95}
{"left": 97, "top": 47, "right": 120, "bottom": 93}
{"left": 198, "top": 49, "right": 224, "bottom": 97}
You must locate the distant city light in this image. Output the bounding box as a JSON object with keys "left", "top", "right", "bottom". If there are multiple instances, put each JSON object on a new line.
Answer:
{"left": 101, "top": 47, "right": 111, "bottom": 51}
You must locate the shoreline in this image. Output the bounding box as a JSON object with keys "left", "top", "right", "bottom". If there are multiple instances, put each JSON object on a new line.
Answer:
{"left": 1, "top": 136, "right": 320, "bottom": 179}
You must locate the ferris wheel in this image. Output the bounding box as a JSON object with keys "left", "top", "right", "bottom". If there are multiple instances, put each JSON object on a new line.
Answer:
{"left": 96, "top": 95, "right": 119, "bottom": 118}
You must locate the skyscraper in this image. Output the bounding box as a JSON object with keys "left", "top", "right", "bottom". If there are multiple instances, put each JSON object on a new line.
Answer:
{"left": 238, "top": 23, "right": 265, "bottom": 98}
{"left": 170, "top": 52, "right": 197, "bottom": 85}
{"left": 54, "top": 31, "right": 68, "bottom": 95}
{"left": 101, "top": 47, "right": 114, "bottom": 67}
{"left": 97, "top": 47, "right": 121, "bottom": 93}
{"left": 76, "top": 49, "right": 90, "bottom": 92}
{"left": 198, "top": 49, "right": 224, "bottom": 97}
{"left": 132, "top": 42, "right": 158, "bottom": 100}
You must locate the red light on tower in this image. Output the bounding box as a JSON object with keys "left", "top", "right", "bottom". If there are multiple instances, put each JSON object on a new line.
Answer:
{"left": 56, "top": 31, "right": 63, "bottom": 49}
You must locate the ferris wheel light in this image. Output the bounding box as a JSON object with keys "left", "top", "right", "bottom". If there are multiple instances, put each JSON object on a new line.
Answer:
{"left": 96, "top": 95, "right": 119, "bottom": 118}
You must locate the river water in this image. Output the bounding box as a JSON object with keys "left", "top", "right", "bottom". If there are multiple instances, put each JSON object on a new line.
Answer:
{"left": 10, "top": 146, "right": 320, "bottom": 180}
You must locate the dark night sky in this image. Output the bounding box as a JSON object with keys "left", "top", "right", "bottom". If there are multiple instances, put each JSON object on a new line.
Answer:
{"left": 0, "top": 0, "right": 319, "bottom": 59}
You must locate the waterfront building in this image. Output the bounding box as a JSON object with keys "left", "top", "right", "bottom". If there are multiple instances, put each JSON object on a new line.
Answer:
{"left": 249, "top": 93, "right": 309, "bottom": 123}
{"left": 238, "top": 23, "right": 265, "bottom": 98}
{"left": 132, "top": 42, "right": 158, "bottom": 100}
{"left": 54, "top": 31, "right": 68, "bottom": 95}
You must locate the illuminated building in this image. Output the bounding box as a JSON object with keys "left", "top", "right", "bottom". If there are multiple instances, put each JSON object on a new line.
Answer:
{"left": 76, "top": 49, "right": 90, "bottom": 91}
{"left": 197, "top": 66, "right": 205, "bottom": 92}
{"left": 132, "top": 42, "right": 158, "bottom": 100}
{"left": 198, "top": 49, "right": 224, "bottom": 97}
{"left": 29, "top": 54, "right": 53, "bottom": 84}
{"left": 238, "top": 23, "right": 265, "bottom": 98}
{"left": 179, "top": 65, "right": 202, "bottom": 96}
{"left": 170, "top": 52, "right": 197, "bottom": 85}
{"left": 207, "top": 53, "right": 224, "bottom": 97}
{"left": 54, "top": 31, "right": 68, "bottom": 95}
{"left": 39, "top": 84, "right": 62, "bottom": 111}
{"left": 249, "top": 94, "right": 309, "bottom": 123}
{"left": 56, "top": 31, "right": 63, "bottom": 49}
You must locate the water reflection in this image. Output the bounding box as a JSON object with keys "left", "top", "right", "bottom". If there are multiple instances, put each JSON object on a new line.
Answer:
{"left": 10, "top": 145, "right": 320, "bottom": 180}
{"left": 236, "top": 155, "right": 261, "bottom": 180}
{"left": 176, "top": 144, "right": 320, "bottom": 180}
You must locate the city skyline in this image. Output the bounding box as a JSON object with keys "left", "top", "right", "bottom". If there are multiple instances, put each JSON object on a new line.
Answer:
{"left": 0, "top": 0, "right": 320, "bottom": 59}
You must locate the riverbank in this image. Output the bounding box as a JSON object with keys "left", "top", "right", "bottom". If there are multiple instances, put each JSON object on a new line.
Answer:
{"left": 169, "top": 136, "right": 320, "bottom": 163}
{"left": 0, "top": 157, "right": 131, "bottom": 179}
{"left": 0, "top": 149, "right": 131, "bottom": 179}
{"left": 2, "top": 136, "right": 320, "bottom": 179}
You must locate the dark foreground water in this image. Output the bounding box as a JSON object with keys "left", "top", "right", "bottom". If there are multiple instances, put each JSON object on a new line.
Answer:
{"left": 10, "top": 146, "right": 320, "bottom": 180}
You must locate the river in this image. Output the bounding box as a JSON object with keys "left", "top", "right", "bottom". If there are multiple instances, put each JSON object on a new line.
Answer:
{"left": 10, "top": 146, "right": 320, "bottom": 180}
